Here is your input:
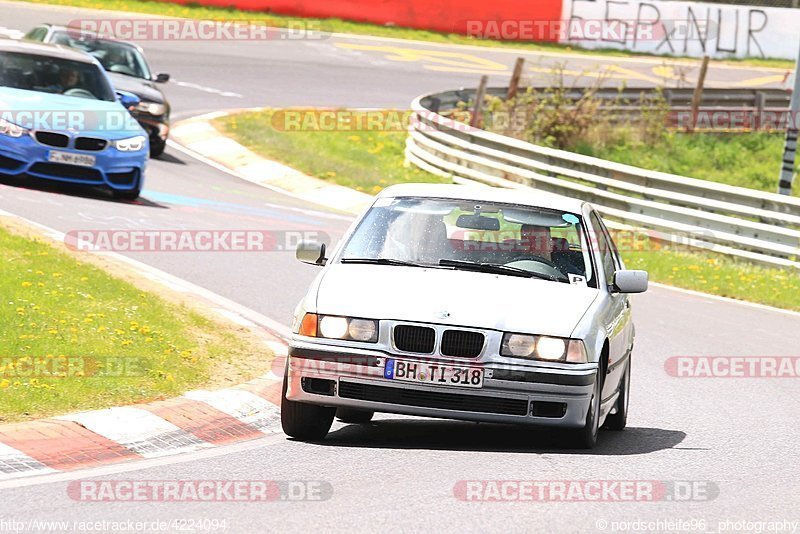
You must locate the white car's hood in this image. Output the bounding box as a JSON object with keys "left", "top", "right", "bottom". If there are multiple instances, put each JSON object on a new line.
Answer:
{"left": 315, "top": 265, "right": 599, "bottom": 338}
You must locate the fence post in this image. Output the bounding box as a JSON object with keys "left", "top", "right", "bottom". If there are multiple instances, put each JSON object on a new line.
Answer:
{"left": 506, "top": 58, "right": 525, "bottom": 101}
{"left": 470, "top": 75, "right": 489, "bottom": 128}
{"left": 689, "top": 55, "right": 710, "bottom": 133}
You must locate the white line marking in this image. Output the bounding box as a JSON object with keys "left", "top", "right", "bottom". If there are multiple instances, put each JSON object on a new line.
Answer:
{"left": 0, "top": 433, "right": 285, "bottom": 490}
{"left": 0, "top": 26, "right": 24, "bottom": 39}
{"left": 172, "top": 79, "right": 243, "bottom": 98}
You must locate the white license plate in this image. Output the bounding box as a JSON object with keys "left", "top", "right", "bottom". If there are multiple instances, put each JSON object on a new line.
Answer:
{"left": 384, "top": 359, "right": 484, "bottom": 389}
{"left": 48, "top": 151, "right": 96, "bottom": 167}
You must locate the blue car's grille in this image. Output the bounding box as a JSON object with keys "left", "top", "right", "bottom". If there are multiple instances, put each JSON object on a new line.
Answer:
{"left": 0, "top": 155, "right": 24, "bottom": 171}
{"left": 34, "top": 132, "right": 69, "bottom": 148}
{"left": 29, "top": 163, "right": 103, "bottom": 182}
{"left": 75, "top": 137, "right": 108, "bottom": 151}
{"left": 108, "top": 169, "right": 139, "bottom": 186}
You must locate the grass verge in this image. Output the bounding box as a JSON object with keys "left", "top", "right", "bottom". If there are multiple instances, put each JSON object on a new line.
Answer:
{"left": 12, "top": 0, "right": 794, "bottom": 69}
{"left": 0, "top": 221, "right": 272, "bottom": 422}
{"left": 213, "top": 109, "right": 450, "bottom": 194}
{"left": 215, "top": 107, "right": 800, "bottom": 311}
{"left": 625, "top": 249, "right": 800, "bottom": 311}
{"left": 576, "top": 131, "right": 800, "bottom": 195}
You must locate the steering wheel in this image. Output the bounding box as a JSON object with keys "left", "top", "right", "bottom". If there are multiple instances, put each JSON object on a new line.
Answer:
{"left": 505, "top": 255, "right": 570, "bottom": 282}
{"left": 505, "top": 254, "right": 560, "bottom": 270}
{"left": 63, "top": 88, "right": 95, "bottom": 99}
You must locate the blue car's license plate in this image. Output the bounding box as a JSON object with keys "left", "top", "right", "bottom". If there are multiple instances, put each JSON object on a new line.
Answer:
{"left": 49, "top": 150, "right": 96, "bottom": 167}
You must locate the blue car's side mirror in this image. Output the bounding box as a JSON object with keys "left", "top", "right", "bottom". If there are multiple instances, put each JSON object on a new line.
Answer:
{"left": 116, "top": 90, "right": 140, "bottom": 110}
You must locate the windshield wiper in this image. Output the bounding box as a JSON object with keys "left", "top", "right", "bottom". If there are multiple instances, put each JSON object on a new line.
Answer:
{"left": 341, "top": 257, "right": 431, "bottom": 268}
{"left": 438, "top": 259, "right": 568, "bottom": 283}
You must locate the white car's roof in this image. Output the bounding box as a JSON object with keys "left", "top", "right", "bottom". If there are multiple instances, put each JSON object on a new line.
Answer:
{"left": 378, "top": 183, "right": 589, "bottom": 214}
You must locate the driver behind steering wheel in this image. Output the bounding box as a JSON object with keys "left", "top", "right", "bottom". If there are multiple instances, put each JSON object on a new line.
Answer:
{"left": 518, "top": 224, "right": 554, "bottom": 262}
{"left": 45, "top": 66, "right": 81, "bottom": 94}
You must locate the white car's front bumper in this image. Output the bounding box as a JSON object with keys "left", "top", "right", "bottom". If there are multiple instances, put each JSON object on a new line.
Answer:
{"left": 286, "top": 340, "right": 598, "bottom": 428}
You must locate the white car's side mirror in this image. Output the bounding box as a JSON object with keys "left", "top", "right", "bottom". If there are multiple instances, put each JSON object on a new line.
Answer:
{"left": 612, "top": 270, "right": 649, "bottom": 294}
{"left": 296, "top": 241, "right": 326, "bottom": 266}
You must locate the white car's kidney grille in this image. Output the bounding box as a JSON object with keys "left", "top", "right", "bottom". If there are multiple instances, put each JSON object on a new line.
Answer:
{"left": 393, "top": 325, "right": 435, "bottom": 354}
{"left": 441, "top": 330, "right": 485, "bottom": 358}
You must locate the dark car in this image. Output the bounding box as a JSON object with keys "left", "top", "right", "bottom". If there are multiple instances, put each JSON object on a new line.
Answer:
{"left": 24, "top": 24, "right": 171, "bottom": 157}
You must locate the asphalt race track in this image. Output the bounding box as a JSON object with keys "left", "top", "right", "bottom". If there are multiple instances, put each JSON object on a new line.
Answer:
{"left": 1, "top": 2, "right": 799, "bottom": 532}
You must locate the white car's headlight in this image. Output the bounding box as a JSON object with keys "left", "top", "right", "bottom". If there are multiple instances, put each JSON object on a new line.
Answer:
{"left": 135, "top": 102, "right": 167, "bottom": 116}
{"left": 113, "top": 135, "right": 147, "bottom": 152}
{"left": 501, "top": 333, "right": 587, "bottom": 363}
{"left": 0, "top": 118, "right": 28, "bottom": 138}
{"left": 297, "top": 314, "right": 378, "bottom": 343}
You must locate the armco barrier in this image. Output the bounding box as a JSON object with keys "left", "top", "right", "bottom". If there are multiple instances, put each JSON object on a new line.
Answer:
{"left": 161, "top": 0, "right": 564, "bottom": 41}
{"left": 406, "top": 89, "right": 800, "bottom": 269}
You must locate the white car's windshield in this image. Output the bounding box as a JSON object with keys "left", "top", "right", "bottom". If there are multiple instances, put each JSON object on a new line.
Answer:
{"left": 340, "top": 197, "right": 595, "bottom": 285}
{"left": 0, "top": 51, "right": 116, "bottom": 101}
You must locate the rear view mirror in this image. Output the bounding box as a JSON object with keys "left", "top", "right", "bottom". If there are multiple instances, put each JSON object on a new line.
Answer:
{"left": 456, "top": 214, "right": 500, "bottom": 231}
{"left": 296, "top": 241, "right": 326, "bottom": 266}
{"left": 154, "top": 73, "right": 170, "bottom": 83}
{"left": 116, "top": 90, "right": 140, "bottom": 110}
{"left": 613, "top": 270, "right": 649, "bottom": 294}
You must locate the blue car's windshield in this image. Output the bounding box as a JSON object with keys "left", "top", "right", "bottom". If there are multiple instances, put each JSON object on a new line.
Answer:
{"left": 0, "top": 51, "right": 116, "bottom": 101}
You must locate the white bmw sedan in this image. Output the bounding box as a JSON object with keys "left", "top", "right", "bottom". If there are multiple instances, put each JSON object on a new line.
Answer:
{"left": 283, "top": 184, "right": 648, "bottom": 448}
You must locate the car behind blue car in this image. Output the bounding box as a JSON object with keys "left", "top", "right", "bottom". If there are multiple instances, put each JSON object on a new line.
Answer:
{"left": 0, "top": 39, "right": 147, "bottom": 200}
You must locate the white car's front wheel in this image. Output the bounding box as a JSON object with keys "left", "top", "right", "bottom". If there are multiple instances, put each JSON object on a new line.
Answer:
{"left": 281, "top": 374, "right": 335, "bottom": 441}
{"left": 570, "top": 369, "right": 602, "bottom": 449}
{"left": 604, "top": 359, "right": 630, "bottom": 431}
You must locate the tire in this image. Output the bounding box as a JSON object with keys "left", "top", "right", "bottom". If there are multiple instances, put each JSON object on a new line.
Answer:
{"left": 336, "top": 407, "right": 374, "bottom": 424}
{"left": 280, "top": 374, "right": 335, "bottom": 441}
{"left": 604, "top": 359, "right": 630, "bottom": 431}
{"left": 569, "top": 368, "right": 603, "bottom": 449}
{"left": 149, "top": 137, "right": 166, "bottom": 158}
{"left": 112, "top": 186, "right": 141, "bottom": 201}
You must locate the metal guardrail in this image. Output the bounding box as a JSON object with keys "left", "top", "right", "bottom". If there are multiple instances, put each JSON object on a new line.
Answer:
{"left": 424, "top": 87, "right": 792, "bottom": 114}
{"left": 406, "top": 89, "right": 800, "bottom": 269}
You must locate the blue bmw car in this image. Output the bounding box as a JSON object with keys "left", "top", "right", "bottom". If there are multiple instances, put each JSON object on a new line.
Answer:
{"left": 0, "top": 39, "right": 147, "bottom": 200}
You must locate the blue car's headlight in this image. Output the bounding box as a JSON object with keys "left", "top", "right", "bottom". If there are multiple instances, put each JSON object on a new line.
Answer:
{"left": 113, "top": 135, "right": 147, "bottom": 152}
{"left": 0, "top": 118, "right": 28, "bottom": 138}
